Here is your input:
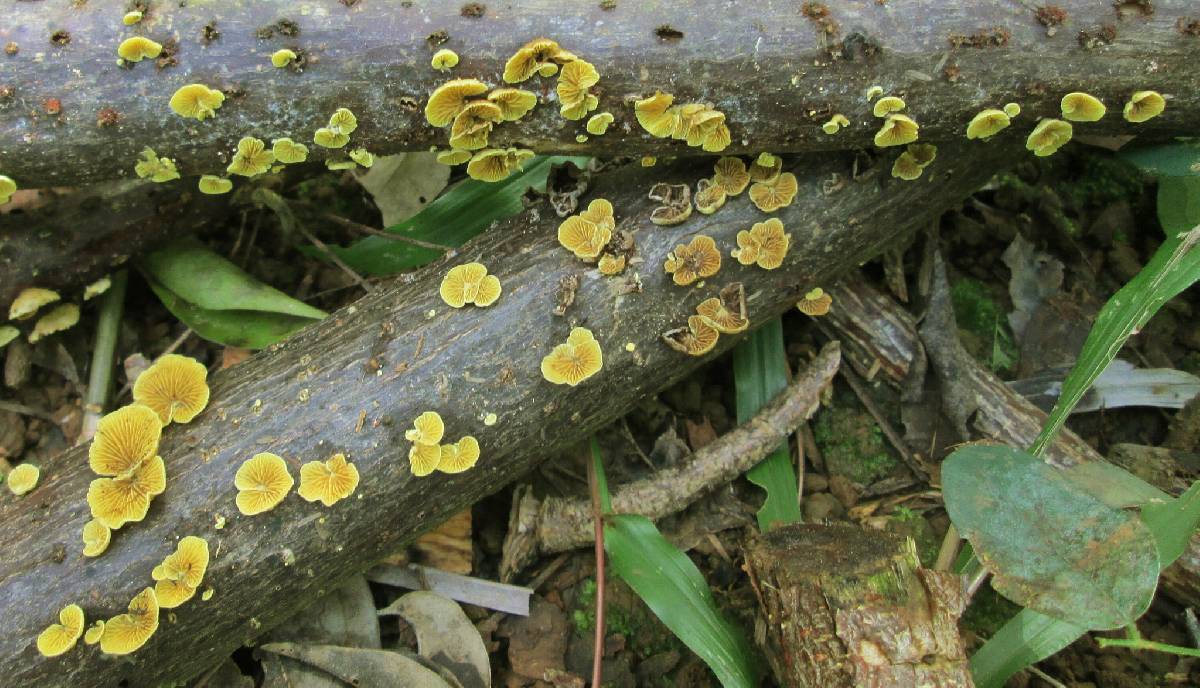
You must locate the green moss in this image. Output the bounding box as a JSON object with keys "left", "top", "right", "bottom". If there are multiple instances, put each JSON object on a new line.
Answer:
{"left": 950, "top": 277, "right": 1017, "bottom": 373}
{"left": 572, "top": 578, "right": 679, "bottom": 658}
{"left": 1061, "top": 152, "right": 1146, "bottom": 210}
{"left": 812, "top": 400, "right": 898, "bottom": 484}
{"left": 887, "top": 508, "right": 940, "bottom": 568}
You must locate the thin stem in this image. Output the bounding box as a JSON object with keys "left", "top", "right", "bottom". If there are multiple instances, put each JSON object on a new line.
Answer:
{"left": 1095, "top": 636, "right": 1200, "bottom": 658}
{"left": 254, "top": 189, "right": 375, "bottom": 294}
{"left": 586, "top": 437, "right": 607, "bottom": 688}
{"left": 965, "top": 564, "right": 990, "bottom": 600}
{"left": 318, "top": 211, "right": 454, "bottom": 252}
{"left": 934, "top": 524, "right": 961, "bottom": 572}
{"left": 79, "top": 270, "right": 128, "bottom": 443}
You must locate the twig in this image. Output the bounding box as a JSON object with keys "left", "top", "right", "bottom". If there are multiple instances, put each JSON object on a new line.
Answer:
{"left": 965, "top": 566, "right": 989, "bottom": 600}
{"left": 79, "top": 270, "right": 128, "bottom": 443}
{"left": 254, "top": 189, "right": 375, "bottom": 294}
{"left": 934, "top": 523, "right": 961, "bottom": 572}
{"left": 838, "top": 366, "right": 929, "bottom": 481}
{"left": 317, "top": 211, "right": 454, "bottom": 252}
{"left": 1095, "top": 624, "right": 1200, "bottom": 658}
{"left": 620, "top": 417, "right": 656, "bottom": 470}
{"left": 587, "top": 436, "right": 606, "bottom": 688}
{"left": 0, "top": 401, "right": 56, "bottom": 422}
{"left": 1025, "top": 665, "right": 1068, "bottom": 688}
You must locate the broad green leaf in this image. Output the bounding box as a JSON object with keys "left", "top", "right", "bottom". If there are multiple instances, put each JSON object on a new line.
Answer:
{"left": 943, "top": 444, "right": 1159, "bottom": 630}
{"left": 1157, "top": 176, "right": 1200, "bottom": 237}
{"left": 324, "top": 156, "right": 589, "bottom": 276}
{"left": 605, "top": 514, "right": 761, "bottom": 688}
{"left": 148, "top": 281, "right": 318, "bottom": 349}
{"left": 732, "top": 318, "right": 801, "bottom": 531}
{"left": 142, "top": 238, "right": 327, "bottom": 320}
{"left": 1141, "top": 480, "right": 1200, "bottom": 568}
{"left": 970, "top": 608, "right": 1088, "bottom": 688}
{"left": 1119, "top": 141, "right": 1200, "bottom": 177}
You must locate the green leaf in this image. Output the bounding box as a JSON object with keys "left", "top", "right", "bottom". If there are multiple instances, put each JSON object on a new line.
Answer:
{"left": 970, "top": 609, "right": 1088, "bottom": 688}
{"left": 732, "top": 318, "right": 801, "bottom": 531}
{"left": 943, "top": 444, "right": 1159, "bottom": 630}
{"left": 148, "top": 281, "right": 319, "bottom": 350}
{"left": 1119, "top": 141, "right": 1200, "bottom": 177}
{"left": 1157, "top": 176, "right": 1200, "bottom": 237}
{"left": 323, "top": 156, "right": 590, "bottom": 276}
{"left": 1141, "top": 480, "right": 1200, "bottom": 568}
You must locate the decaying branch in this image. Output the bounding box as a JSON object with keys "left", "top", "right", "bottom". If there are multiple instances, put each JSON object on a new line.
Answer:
{"left": 0, "top": 140, "right": 1018, "bottom": 687}
{"left": 2, "top": 1, "right": 1199, "bottom": 186}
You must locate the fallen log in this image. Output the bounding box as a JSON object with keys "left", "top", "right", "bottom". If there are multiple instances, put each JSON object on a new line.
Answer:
{"left": 0, "top": 141, "right": 1017, "bottom": 687}
{"left": 2, "top": 1, "right": 1198, "bottom": 186}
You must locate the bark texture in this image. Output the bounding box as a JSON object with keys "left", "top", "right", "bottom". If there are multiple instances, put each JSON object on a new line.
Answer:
{"left": 2, "top": 1, "right": 1199, "bottom": 186}
{"left": 0, "top": 141, "right": 1017, "bottom": 687}
{"left": 744, "top": 523, "right": 973, "bottom": 688}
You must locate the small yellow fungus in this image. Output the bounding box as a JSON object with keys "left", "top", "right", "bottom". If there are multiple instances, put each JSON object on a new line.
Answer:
{"left": 558, "top": 199, "right": 614, "bottom": 260}
{"left": 833, "top": 114, "right": 850, "bottom": 127}
{"left": 0, "top": 326, "right": 17, "bottom": 349}
{"left": 1060, "top": 92, "right": 1106, "bottom": 122}
{"left": 84, "top": 276, "right": 112, "bottom": 301}
{"left": 431, "top": 48, "right": 459, "bottom": 72}
{"left": 133, "top": 354, "right": 209, "bottom": 425}
{"left": 483, "top": 413, "right": 498, "bottom": 426}
{"left": 966, "top": 109, "right": 1011, "bottom": 140}
{"left": 1003, "top": 102, "right": 1021, "bottom": 118}
{"left": 198, "top": 176, "right": 233, "bottom": 195}
{"left": 1124, "top": 90, "right": 1165, "bottom": 123}
{"left": 272, "top": 138, "right": 309, "bottom": 164}
{"left": 227, "top": 136, "right": 276, "bottom": 177}
{"left": 83, "top": 519, "right": 111, "bottom": 557}
{"left": 169, "top": 84, "right": 225, "bottom": 121}
{"left": 670, "top": 104, "right": 730, "bottom": 152}
{"left": 662, "top": 316, "right": 720, "bottom": 357}
{"left": 37, "top": 604, "right": 85, "bottom": 657}
{"left": 406, "top": 411, "right": 445, "bottom": 446}
{"left": 872, "top": 96, "right": 906, "bottom": 118}
{"left": 436, "top": 149, "right": 472, "bottom": 166}
{"left": 328, "top": 159, "right": 357, "bottom": 171}
{"left": 450, "top": 100, "right": 504, "bottom": 150}
{"left": 624, "top": 342, "right": 636, "bottom": 352}
{"left": 713, "top": 157, "right": 750, "bottom": 196}
{"left": 503, "top": 37, "right": 578, "bottom": 83}
{"left": 748, "top": 154, "right": 782, "bottom": 183}
{"left": 298, "top": 453, "right": 360, "bottom": 506}
{"left": 487, "top": 88, "right": 538, "bottom": 121}
{"left": 425, "top": 79, "right": 489, "bottom": 127}
{"left": 821, "top": 120, "right": 841, "bottom": 135}
{"left": 83, "top": 621, "right": 105, "bottom": 646}
{"left": 29, "top": 303, "right": 80, "bottom": 343}
{"left": 117, "top": 36, "right": 162, "bottom": 62}
{"left": 557, "top": 59, "right": 600, "bottom": 120}
{"left": 271, "top": 49, "right": 297, "bottom": 68}
{"left": 6, "top": 463, "right": 39, "bottom": 495}
{"left": 641, "top": 156, "right": 657, "bottom": 167}
{"left": 664, "top": 235, "right": 722, "bottom": 286}
{"left": 100, "top": 587, "right": 159, "bottom": 656}
{"left": 8, "top": 287, "right": 59, "bottom": 320}
{"left": 576, "top": 134, "right": 590, "bottom": 143}
{"left": 907, "top": 143, "right": 937, "bottom": 167}
{"left": 732, "top": 218, "right": 791, "bottom": 270}
{"left": 438, "top": 436, "right": 481, "bottom": 473}
{"left": 874, "top": 114, "right": 920, "bottom": 147}
{"left": 891, "top": 152, "right": 924, "bottom": 181}
{"left": 122, "top": 11, "right": 143, "bottom": 25}
{"left": 313, "top": 128, "right": 350, "bottom": 149}
{"left": 201, "top": 588, "right": 214, "bottom": 601}
{"left": 0, "top": 175, "right": 16, "bottom": 205}
{"left": 328, "top": 108, "right": 358, "bottom": 136}
{"left": 87, "top": 455, "right": 166, "bottom": 529}
{"left": 154, "top": 578, "right": 196, "bottom": 609}
{"left": 694, "top": 178, "right": 727, "bottom": 215}
{"left": 134, "top": 148, "right": 181, "bottom": 183}
{"left": 748, "top": 172, "right": 799, "bottom": 213}
{"left": 580, "top": 197, "right": 616, "bottom": 233}
{"left": 1026, "top": 118, "right": 1073, "bottom": 156}
{"left": 234, "top": 453, "right": 294, "bottom": 516}
{"left": 797, "top": 287, "right": 833, "bottom": 316}
{"left": 409, "top": 443, "right": 441, "bottom": 477}
{"left": 541, "top": 327, "right": 604, "bottom": 386}
{"left": 89, "top": 404, "right": 162, "bottom": 476}
{"left": 597, "top": 253, "right": 627, "bottom": 276}
{"left": 349, "top": 149, "right": 375, "bottom": 168}
{"left": 439, "top": 262, "right": 502, "bottom": 308}
{"left": 634, "top": 91, "right": 676, "bottom": 138}
{"left": 866, "top": 85, "right": 884, "bottom": 100}
{"left": 648, "top": 182, "right": 693, "bottom": 226}
{"left": 153, "top": 536, "right": 210, "bottom": 589}
{"left": 696, "top": 283, "right": 748, "bottom": 334}
{"left": 587, "top": 112, "right": 615, "bottom": 135}
{"left": 465, "top": 147, "right": 534, "bottom": 182}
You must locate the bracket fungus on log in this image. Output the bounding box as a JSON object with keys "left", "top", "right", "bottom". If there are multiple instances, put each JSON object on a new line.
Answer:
{"left": 234, "top": 453, "right": 294, "bottom": 516}
{"left": 132, "top": 354, "right": 210, "bottom": 425}
{"left": 298, "top": 454, "right": 361, "bottom": 506}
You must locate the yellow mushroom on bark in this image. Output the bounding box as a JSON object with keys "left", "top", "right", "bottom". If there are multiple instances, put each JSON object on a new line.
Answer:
{"left": 99, "top": 587, "right": 159, "bottom": 655}
{"left": 541, "top": 327, "right": 604, "bottom": 386}
{"left": 133, "top": 354, "right": 210, "bottom": 425}
{"left": 234, "top": 453, "right": 294, "bottom": 516}
{"left": 36, "top": 604, "right": 85, "bottom": 657}
{"left": 298, "top": 453, "right": 360, "bottom": 506}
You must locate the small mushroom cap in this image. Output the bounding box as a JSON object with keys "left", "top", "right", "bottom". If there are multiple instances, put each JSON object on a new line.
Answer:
{"left": 198, "top": 175, "right": 233, "bottom": 195}
{"left": 271, "top": 49, "right": 297, "bottom": 68}
{"left": 82, "top": 519, "right": 111, "bottom": 557}
{"left": 438, "top": 436, "right": 480, "bottom": 474}
{"left": 1060, "top": 92, "right": 1106, "bottom": 122}
{"left": 449, "top": 101, "right": 503, "bottom": 150}
{"left": 0, "top": 174, "right": 17, "bottom": 204}
{"left": 122, "top": 11, "right": 143, "bottom": 25}
{"left": 1003, "top": 102, "right": 1021, "bottom": 118}
{"left": 664, "top": 235, "right": 722, "bottom": 286}
{"left": 154, "top": 536, "right": 210, "bottom": 588}
{"left": 640, "top": 156, "right": 657, "bottom": 167}
{"left": 169, "top": 84, "right": 225, "bottom": 121}
{"left": 298, "top": 453, "right": 360, "bottom": 506}
{"left": 154, "top": 578, "right": 198, "bottom": 609}
{"left": 234, "top": 453, "right": 294, "bottom": 516}
{"left": 748, "top": 172, "right": 799, "bottom": 213}
{"left": 966, "top": 109, "right": 1011, "bottom": 140}
{"left": 748, "top": 155, "right": 783, "bottom": 183}
{"left": 9, "top": 287, "right": 61, "bottom": 320}
{"left": 440, "top": 262, "right": 501, "bottom": 307}
{"left": 83, "top": 621, "right": 105, "bottom": 646}
{"left": 328, "top": 108, "right": 359, "bottom": 135}
{"left": 36, "top": 604, "right": 85, "bottom": 657}
{"left": 117, "top": 36, "right": 162, "bottom": 62}
{"left": 557, "top": 60, "right": 601, "bottom": 120}
{"left": 541, "top": 326, "right": 604, "bottom": 386}
{"left": 406, "top": 411, "right": 445, "bottom": 446}
{"left": 133, "top": 353, "right": 210, "bottom": 425}
{"left": 586, "top": 112, "right": 615, "bottom": 135}
{"left": 436, "top": 149, "right": 472, "bottom": 166}
{"left": 821, "top": 120, "right": 841, "bottom": 135}
{"left": 1124, "top": 90, "right": 1165, "bottom": 123}
{"left": 578, "top": 198, "right": 615, "bottom": 231}
{"left": 409, "top": 443, "right": 441, "bottom": 477}
{"left": 872, "top": 96, "right": 906, "bottom": 118}
{"left": 227, "top": 136, "right": 276, "bottom": 177}
{"left": 87, "top": 455, "right": 166, "bottom": 529}
{"left": 832, "top": 114, "right": 850, "bottom": 127}
{"left": 597, "top": 253, "right": 627, "bottom": 276}
{"left": 662, "top": 315, "right": 720, "bottom": 356}
{"left": 906, "top": 143, "right": 937, "bottom": 167}
{"left": 696, "top": 298, "right": 747, "bottom": 334}
{"left": 694, "top": 179, "right": 727, "bottom": 215}
{"left": 503, "top": 37, "right": 576, "bottom": 83}
{"left": 797, "top": 287, "right": 834, "bottom": 316}
{"left": 313, "top": 128, "right": 351, "bottom": 149}
{"left": 713, "top": 157, "right": 750, "bottom": 196}
{"left": 6, "top": 463, "right": 39, "bottom": 495}
{"left": 84, "top": 276, "right": 112, "bottom": 301}
{"left": 634, "top": 91, "right": 676, "bottom": 138}
{"left": 349, "top": 149, "right": 375, "bottom": 168}
{"left": 1025, "top": 118, "right": 1073, "bottom": 156}
{"left": 891, "top": 152, "right": 924, "bottom": 181}
{"left": 100, "top": 587, "right": 159, "bottom": 655}
{"left": 745, "top": 218, "right": 791, "bottom": 269}
{"left": 873, "top": 114, "right": 920, "bottom": 147}
{"left": 487, "top": 88, "right": 538, "bottom": 121}
{"left": 865, "top": 85, "right": 884, "bottom": 100}
{"left": 558, "top": 215, "right": 612, "bottom": 261}
{"left": 425, "top": 79, "right": 489, "bottom": 127}
{"left": 272, "top": 138, "right": 309, "bottom": 164}
{"left": 465, "top": 147, "right": 533, "bottom": 182}
{"left": 89, "top": 404, "right": 162, "bottom": 476}
{"left": 431, "top": 48, "right": 460, "bottom": 71}
{"left": 701, "top": 122, "right": 731, "bottom": 153}
{"left": 134, "top": 148, "right": 181, "bottom": 183}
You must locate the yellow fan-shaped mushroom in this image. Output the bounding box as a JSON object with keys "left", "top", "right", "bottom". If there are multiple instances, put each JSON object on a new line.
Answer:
{"left": 89, "top": 404, "right": 162, "bottom": 476}
{"left": 664, "top": 235, "right": 722, "bottom": 286}
{"left": 87, "top": 455, "right": 166, "bottom": 530}
{"left": 1124, "top": 90, "right": 1165, "bottom": 123}
{"left": 694, "top": 179, "right": 727, "bottom": 215}
{"left": 234, "top": 453, "right": 294, "bottom": 516}
{"left": 662, "top": 316, "right": 720, "bottom": 357}
{"left": 100, "top": 587, "right": 159, "bottom": 656}
{"left": 198, "top": 176, "right": 233, "bottom": 195}
{"left": 557, "top": 60, "right": 600, "bottom": 121}
{"left": 82, "top": 519, "right": 111, "bottom": 557}
{"left": 634, "top": 91, "right": 676, "bottom": 138}
{"left": 425, "top": 79, "right": 489, "bottom": 127}
{"left": 408, "top": 443, "right": 442, "bottom": 478}
{"left": 558, "top": 216, "right": 611, "bottom": 261}
{"left": 503, "top": 37, "right": 577, "bottom": 83}
{"left": 436, "top": 149, "right": 472, "bottom": 166}
{"left": 872, "top": 96, "right": 906, "bottom": 118}
{"left": 438, "top": 436, "right": 480, "bottom": 474}
{"left": 152, "top": 536, "right": 210, "bottom": 589}
{"left": 117, "top": 37, "right": 162, "bottom": 62}
{"left": 431, "top": 48, "right": 459, "bottom": 72}
{"left": 9, "top": 287, "right": 60, "bottom": 320}
{"left": 966, "top": 109, "right": 1011, "bottom": 140}
{"left": 271, "top": 49, "right": 297, "bottom": 68}
{"left": 696, "top": 283, "right": 748, "bottom": 334}
{"left": 328, "top": 108, "right": 358, "bottom": 136}
{"left": 1026, "top": 118, "right": 1073, "bottom": 157}
{"left": 541, "top": 327, "right": 604, "bottom": 386}
{"left": 465, "top": 147, "right": 534, "bottom": 182}
{"left": 313, "top": 128, "right": 350, "bottom": 149}
{"left": 272, "top": 138, "right": 309, "bottom": 164}
{"left": 169, "top": 84, "right": 225, "bottom": 121}
{"left": 405, "top": 411, "right": 445, "bottom": 446}
{"left": 298, "top": 453, "right": 360, "bottom": 506}
{"left": 449, "top": 100, "right": 504, "bottom": 151}
{"left": 597, "top": 253, "right": 627, "bottom": 276}
{"left": 487, "top": 88, "right": 538, "bottom": 121}
{"left": 439, "top": 262, "right": 502, "bottom": 308}
{"left": 586, "top": 112, "right": 615, "bottom": 135}
{"left": 227, "top": 136, "right": 276, "bottom": 177}
{"left": 748, "top": 172, "right": 799, "bottom": 213}
{"left": 83, "top": 621, "right": 105, "bottom": 646}
{"left": 797, "top": 287, "right": 834, "bottom": 316}
{"left": 134, "top": 148, "right": 181, "bottom": 183}
{"left": 6, "top": 462, "right": 39, "bottom": 495}
{"left": 732, "top": 218, "right": 791, "bottom": 270}
{"left": 1060, "top": 92, "right": 1106, "bottom": 122}
{"left": 133, "top": 354, "right": 210, "bottom": 425}
{"left": 37, "top": 604, "right": 85, "bottom": 657}
{"left": 713, "top": 157, "right": 750, "bottom": 196}
{"left": 874, "top": 114, "right": 920, "bottom": 147}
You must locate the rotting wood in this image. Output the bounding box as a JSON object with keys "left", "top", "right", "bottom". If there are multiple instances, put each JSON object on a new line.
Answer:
{"left": 2, "top": 1, "right": 1199, "bottom": 186}
{"left": 0, "top": 142, "right": 1018, "bottom": 687}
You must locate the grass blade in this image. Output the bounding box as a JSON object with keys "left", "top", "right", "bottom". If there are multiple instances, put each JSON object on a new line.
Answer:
{"left": 970, "top": 609, "right": 1088, "bottom": 688}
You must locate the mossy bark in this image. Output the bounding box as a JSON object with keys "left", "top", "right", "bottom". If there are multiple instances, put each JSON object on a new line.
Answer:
{"left": 0, "top": 141, "right": 1017, "bottom": 687}
{"left": 1, "top": 1, "right": 1198, "bottom": 187}
{"left": 744, "top": 523, "right": 972, "bottom": 687}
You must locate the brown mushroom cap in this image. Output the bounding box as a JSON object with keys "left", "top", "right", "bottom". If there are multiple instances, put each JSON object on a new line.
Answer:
{"left": 713, "top": 157, "right": 750, "bottom": 196}
{"left": 662, "top": 316, "right": 720, "bottom": 356}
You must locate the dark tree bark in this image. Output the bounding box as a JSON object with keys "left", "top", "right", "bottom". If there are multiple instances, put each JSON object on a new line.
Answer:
{"left": 0, "top": 141, "right": 1017, "bottom": 687}
{"left": 1, "top": 1, "right": 1198, "bottom": 186}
